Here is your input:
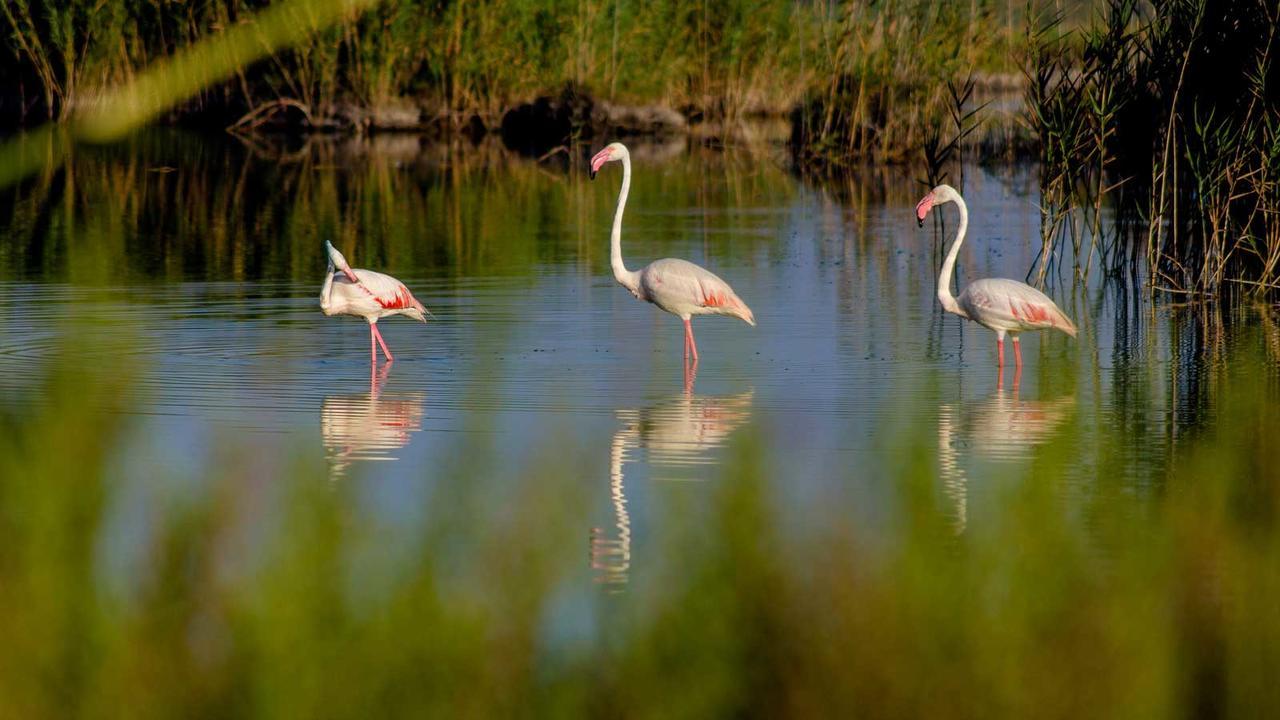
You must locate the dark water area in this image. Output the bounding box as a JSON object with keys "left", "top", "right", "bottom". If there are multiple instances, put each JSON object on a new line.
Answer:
{"left": 1, "top": 130, "right": 1276, "bottom": 585}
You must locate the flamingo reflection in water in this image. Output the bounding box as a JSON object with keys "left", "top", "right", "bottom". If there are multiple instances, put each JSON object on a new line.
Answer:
{"left": 591, "top": 426, "right": 635, "bottom": 590}
{"left": 937, "top": 374, "right": 1075, "bottom": 533}
{"left": 590, "top": 389, "right": 754, "bottom": 590}
{"left": 321, "top": 363, "right": 427, "bottom": 479}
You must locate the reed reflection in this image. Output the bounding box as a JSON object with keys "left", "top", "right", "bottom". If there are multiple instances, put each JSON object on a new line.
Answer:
{"left": 937, "top": 377, "right": 1075, "bottom": 533}
{"left": 590, "top": 388, "right": 754, "bottom": 589}
{"left": 321, "top": 363, "right": 426, "bottom": 479}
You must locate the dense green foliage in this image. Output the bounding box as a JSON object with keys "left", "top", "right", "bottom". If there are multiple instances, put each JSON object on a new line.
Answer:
{"left": 0, "top": 0, "right": 802, "bottom": 124}
{"left": 0, "top": 0, "right": 1026, "bottom": 148}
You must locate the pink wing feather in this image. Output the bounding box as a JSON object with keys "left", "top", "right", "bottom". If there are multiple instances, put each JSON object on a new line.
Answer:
{"left": 960, "top": 278, "right": 1076, "bottom": 336}
{"left": 641, "top": 258, "right": 755, "bottom": 325}
{"left": 350, "top": 270, "right": 418, "bottom": 309}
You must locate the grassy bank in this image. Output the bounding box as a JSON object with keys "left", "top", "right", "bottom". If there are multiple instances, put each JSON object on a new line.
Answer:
{"left": 0, "top": 0, "right": 1031, "bottom": 151}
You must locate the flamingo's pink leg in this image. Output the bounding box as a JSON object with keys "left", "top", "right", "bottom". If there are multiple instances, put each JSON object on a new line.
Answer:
{"left": 684, "top": 357, "right": 697, "bottom": 395}
{"left": 997, "top": 338, "right": 1005, "bottom": 368}
{"left": 1012, "top": 337, "right": 1023, "bottom": 369}
{"left": 683, "top": 318, "right": 699, "bottom": 362}
{"left": 372, "top": 323, "right": 394, "bottom": 362}
{"left": 370, "top": 324, "right": 378, "bottom": 365}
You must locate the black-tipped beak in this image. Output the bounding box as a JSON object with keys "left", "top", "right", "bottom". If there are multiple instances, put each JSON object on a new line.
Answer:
{"left": 589, "top": 168, "right": 597, "bottom": 180}
{"left": 917, "top": 217, "right": 924, "bottom": 228}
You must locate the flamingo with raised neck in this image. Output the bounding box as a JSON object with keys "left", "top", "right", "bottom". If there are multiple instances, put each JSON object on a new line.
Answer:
{"left": 916, "top": 184, "right": 1077, "bottom": 370}
{"left": 590, "top": 142, "right": 755, "bottom": 366}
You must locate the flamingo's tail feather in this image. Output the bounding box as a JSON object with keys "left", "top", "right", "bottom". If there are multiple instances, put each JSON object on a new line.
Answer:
{"left": 1054, "top": 307, "right": 1077, "bottom": 338}
{"left": 412, "top": 298, "right": 433, "bottom": 323}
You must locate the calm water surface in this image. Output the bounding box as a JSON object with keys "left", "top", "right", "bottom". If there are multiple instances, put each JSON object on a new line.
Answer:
{"left": 0, "top": 131, "right": 1270, "bottom": 590}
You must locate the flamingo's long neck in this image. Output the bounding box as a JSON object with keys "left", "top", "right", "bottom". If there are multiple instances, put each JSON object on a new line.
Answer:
{"left": 611, "top": 154, "right": 640, "bottom": 293}
{"left": 937, "top": 195, "right": 968, "bottom": 318}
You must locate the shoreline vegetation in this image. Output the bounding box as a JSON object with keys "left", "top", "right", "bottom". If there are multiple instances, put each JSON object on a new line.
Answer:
{"left": 3, "top": 0, "right": 1279, "bottom": 296}
{"left": 0, "top": 0, "right": 1034, "bottom": 155}
{"left": 1024, "top": 0, "right": 1280, "bottom": 297}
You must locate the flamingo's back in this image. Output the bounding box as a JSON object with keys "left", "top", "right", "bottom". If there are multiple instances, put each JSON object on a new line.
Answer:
{"left": 638, "top": 258, "right": 755, "bottom": 325}
{"left": 958, "top": 278, "right": 1076, "bottom": 337}
{"left": 327, "top": 268, "right": 430, "bottom": 322}
{"left": 351, "top": 270, "right": 427, "bottom": 314}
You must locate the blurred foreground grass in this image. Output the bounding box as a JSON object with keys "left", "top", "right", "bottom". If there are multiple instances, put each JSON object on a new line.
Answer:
{"left": 2, "top": 329, "right": 1279, "bottom": 718}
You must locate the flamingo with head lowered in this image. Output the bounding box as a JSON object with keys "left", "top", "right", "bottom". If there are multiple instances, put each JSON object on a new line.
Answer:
{"left": 320, "top": 241, "right": 431, "bottom": 365}
{"left": 590, "top": 142, "right": 755, "bottom": 365}
{"left": 916, "top": 184, "right": 1077, "bottom": 369}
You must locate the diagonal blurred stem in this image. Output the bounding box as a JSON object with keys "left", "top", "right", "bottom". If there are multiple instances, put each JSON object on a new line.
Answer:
{"left": 0, "top": 0, "right": 383, "bottom": 190}
{"left": 73, "top": 0, "right": 382, "bottom": 142}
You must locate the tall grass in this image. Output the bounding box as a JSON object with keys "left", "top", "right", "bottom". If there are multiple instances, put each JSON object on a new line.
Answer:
{"left": 0, "top": 0, "right": 811, "bottom": 128}
{"left": 1020, "top": 1, "right": 1134, "bottom": 286}
{"left": 0, "top": 0, "right": 1045, "bottom": 163}
{"left": 790, "top": 0, "right": 1026, "bottom": 167}
{"left": 1025, "top": 0, "right": 1280, "bottom": 297}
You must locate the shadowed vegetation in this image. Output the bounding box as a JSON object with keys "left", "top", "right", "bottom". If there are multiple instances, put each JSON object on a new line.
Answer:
{"left": 1025, "top": 0, "right": 1280, "bottom": 296}
{"left": 0, "top": 0, "right": 1034, "bottom": 149}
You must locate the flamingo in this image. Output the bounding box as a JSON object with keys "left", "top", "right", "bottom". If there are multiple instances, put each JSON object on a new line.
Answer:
{"left": 916, "top": 184, "right": 1077, "bottom": 369}
{"left": 320, "top": 240, "right": 431, "bottom": 365}
{"left": 590, "top": 142, "right": 755, "bottom": 365}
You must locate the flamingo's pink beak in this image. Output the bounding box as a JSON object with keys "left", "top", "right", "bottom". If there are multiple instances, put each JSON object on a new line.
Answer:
{"left": 915, "top": 192, "right": 935, "bottom": 227}
{"left": 589, "top": 148, "right": 611, "bottom": 180}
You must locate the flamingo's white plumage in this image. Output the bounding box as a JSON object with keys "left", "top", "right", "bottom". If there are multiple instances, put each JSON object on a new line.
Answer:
{"left": 590, "top": 142, "right": 754, "bottom": 363}
{"left": 320, "top": 240, "right": 431, "bottom": 365}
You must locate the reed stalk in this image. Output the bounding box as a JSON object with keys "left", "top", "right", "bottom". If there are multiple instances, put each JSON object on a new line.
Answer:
{"left": 1028, "top": 0, "right": 1280, "bottom": 298}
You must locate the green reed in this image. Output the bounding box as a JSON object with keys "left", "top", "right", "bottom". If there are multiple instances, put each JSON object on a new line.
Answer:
{"left": 920, "top": 72, "right": 987, "bottom": 189}
{"left": 1025, "top": 0, "right": 1280, "bottom": 297}
{"left": 790, "top": 0, "right": 1019, "bottom": 167}
{"left": 0, "top": 0, "right": 1042, "bottom": 160}
{"left": 0, "top": 0, "right": 807, "bottom": 127}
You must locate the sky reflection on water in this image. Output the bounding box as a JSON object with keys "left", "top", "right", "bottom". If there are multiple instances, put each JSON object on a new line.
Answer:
{"left": 1, "top": 131, "right": 1275, "bottom": 583}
